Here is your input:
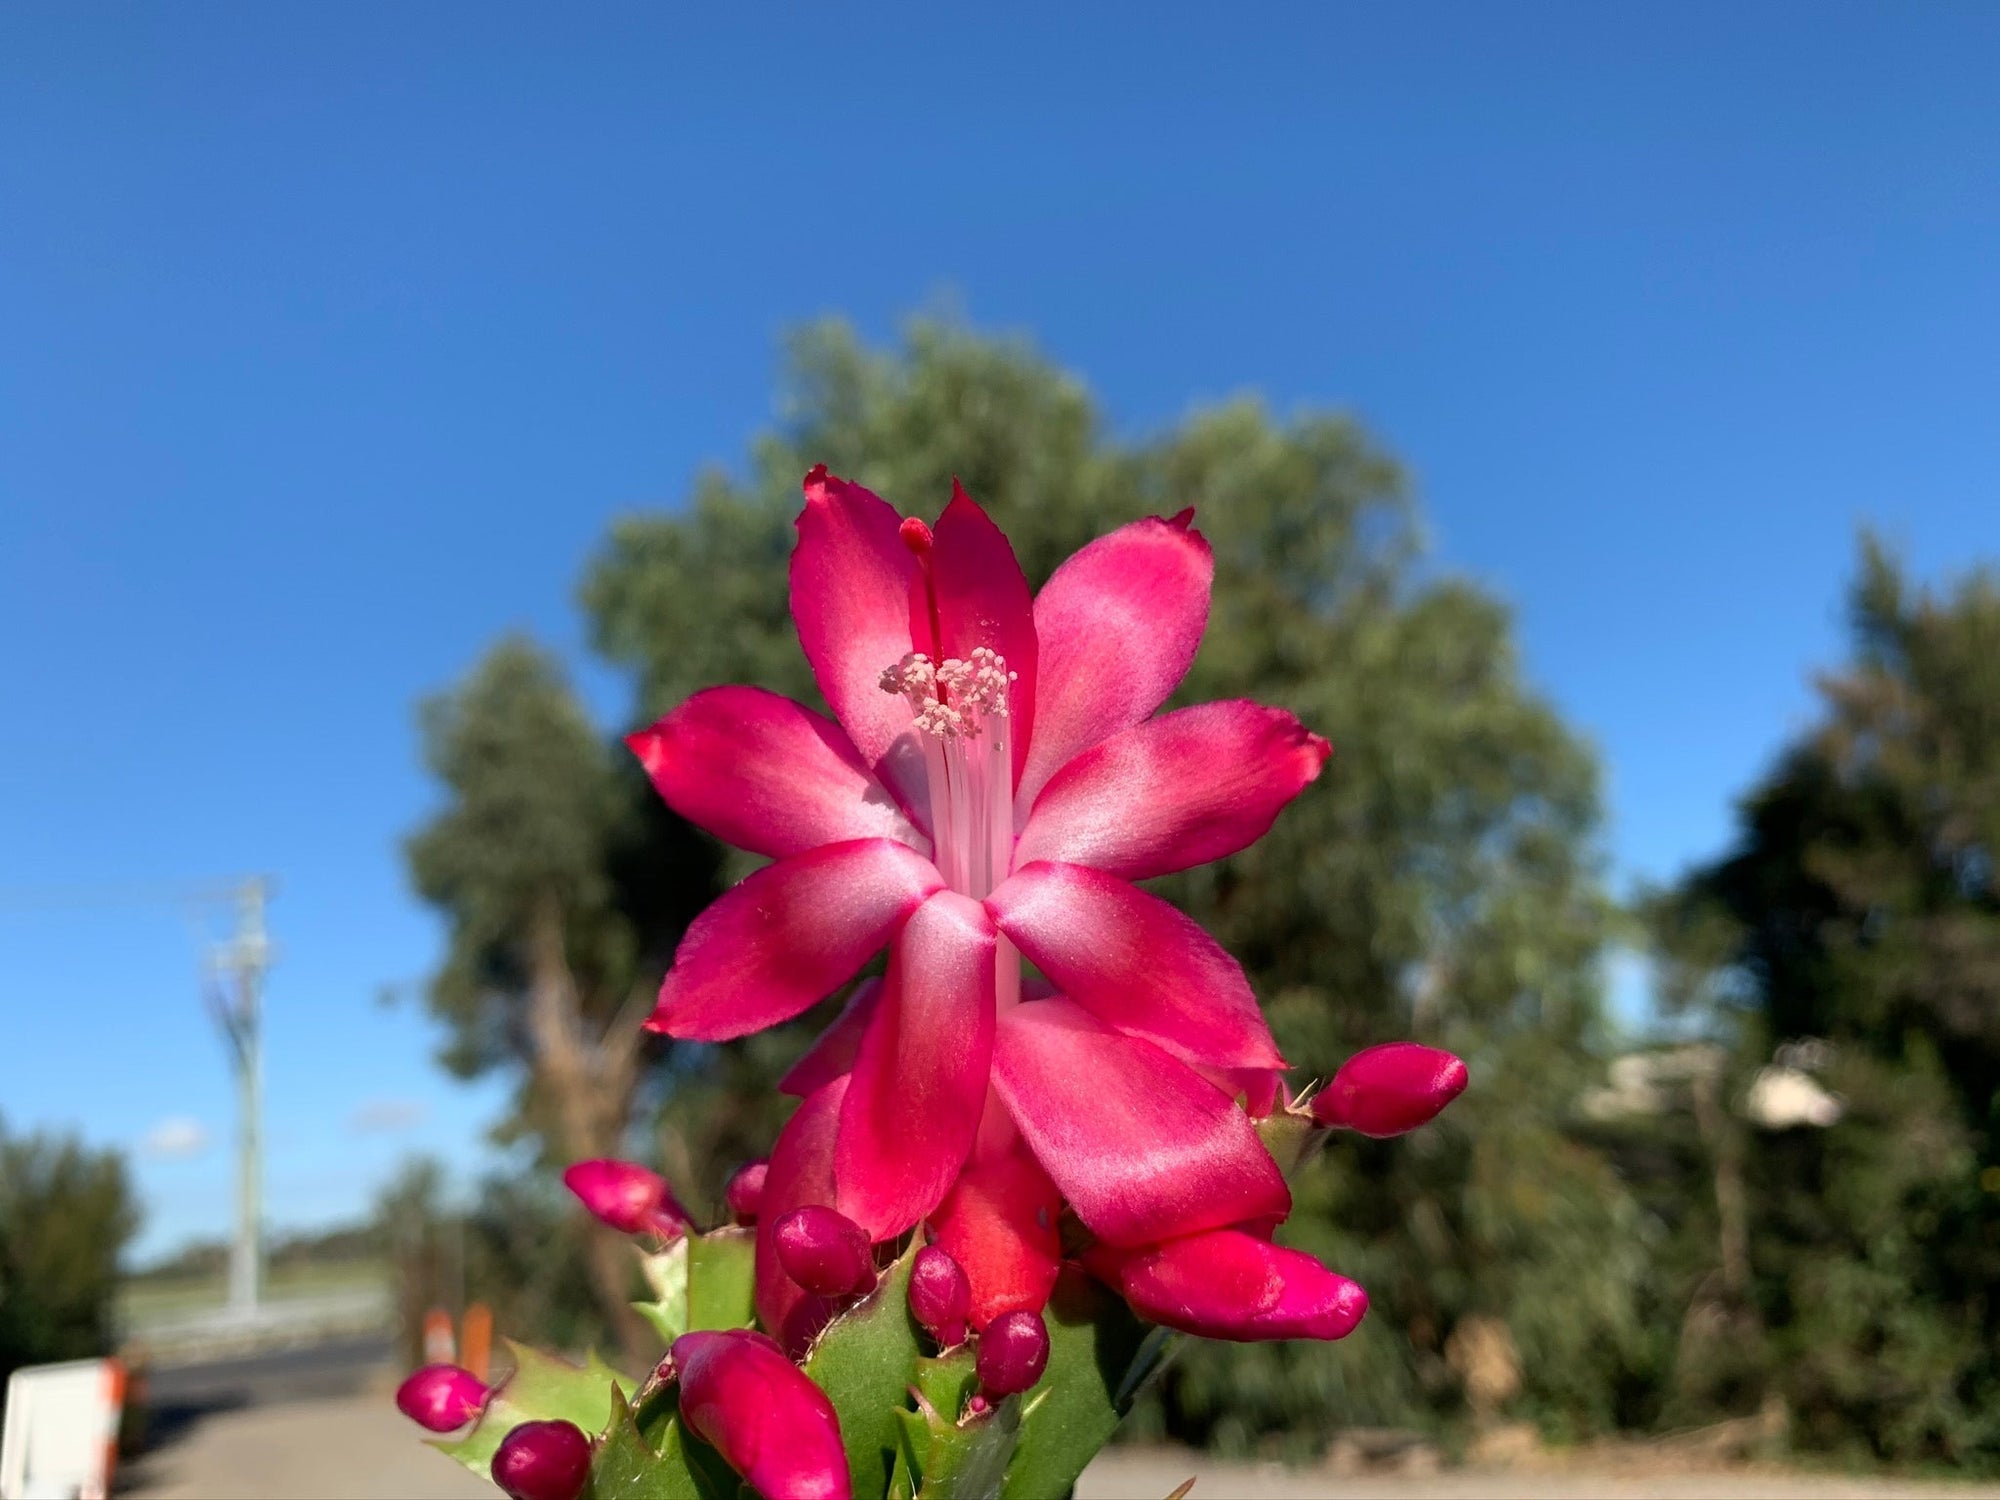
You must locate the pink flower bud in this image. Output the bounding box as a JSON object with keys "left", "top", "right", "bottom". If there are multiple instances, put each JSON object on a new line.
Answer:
{"left": 671, "top": 1329, "right": 851, "bottom": 1500}
{"left": 1311, "top": 1042, "right": 1467, "bottom": 1137}
{"left": 724, "top": 1160, "right": 768, "bottom": 1224}
{"left": 562, "top": 1158, "right": 689, "bottom": 1238}
{"left": 976, "top": 1309, "right": 1049, "bottom": 1397}
{"left": 393, "top": 1363, "right": 488, "bottom": 1432}
{"left": 773, "top": 1204, "right": 874, "bottom": 1297}
{"left": 490, "top": 1419, "right": 591, "bottom": 1500}
{"left": 909, "top": 1245, "right": 971, "bottom": 1347}
{"left": 1092, "top": 1227, "right": 1368, "bottom": 1341}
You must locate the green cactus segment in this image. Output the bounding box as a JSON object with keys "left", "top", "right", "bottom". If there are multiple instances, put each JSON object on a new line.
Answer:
{"left": 911, "top": 1347, "right": 978, "bottom": 1423}
{"left": 896, "top": 1391, "right": 1023, "bottom": 1500}
{"left": 802, "top": 1242, "right": 925, "bottom": 1500}
{"left": 588, "top": 1385, "right": 743, "bottom": 1500}
{"left": 634, "top": 1237, "right": 691, "bottom": 1347}
{"left": 433, "top": 1340, "right": 624, "bottom": 1476}
{"left": 998, "top": 1270, "right": 1173, "bottom": 1500}
{"left": 686, "top": 1227, "right": 758, "bottom": 1332}
{"left": 1255, "top": 1100, "right": 1323, "bottom": 1176}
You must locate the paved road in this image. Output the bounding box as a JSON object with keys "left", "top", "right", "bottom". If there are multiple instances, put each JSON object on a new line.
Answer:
{"left": 118, "top": 1341, "right": 2000, "bottom": 1499}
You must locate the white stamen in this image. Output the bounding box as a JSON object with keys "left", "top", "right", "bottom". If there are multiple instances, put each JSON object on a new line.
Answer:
{"left": 880, "top": 646, "right": 1018, "bottom": 899}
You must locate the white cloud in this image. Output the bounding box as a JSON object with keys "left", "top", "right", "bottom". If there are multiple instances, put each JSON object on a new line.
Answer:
{"left": 349, "top": 1097, "right": 426, "bottom": 1134}
{"left": 141, "top": 1116, "right": 210, "bottom": 1160}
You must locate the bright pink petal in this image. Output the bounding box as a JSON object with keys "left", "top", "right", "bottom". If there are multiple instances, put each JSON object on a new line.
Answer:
{"left": 790, "top": 467, "right": 930, "bottom": 827}
{"left": 1088, "top": 1228, "right": 1368, "bottom": 1342}
{"left": 1015, "top": 700, "right": 1331, "bottom": 879}
{"left": 756, "top": 1077, "right": 846, "bottom": 1354}
{"left": 986, "top": 861, "right": 1283, "bottom": 1072}
{"left": 991, "top": 998, "right": 1289, "bottom": 1247}
{"left": 930, "top": 480, "right": 1037, "bottom": 787}
{"left": 1199, "top": 1066, "right": 1286, "bottom": 1120}
{"left": 649, "top": 840, "right": 941, "bottom": 1042}
{"left": 1017, "top": 512, "right": 1213, "bottom": 812}
{"left": 672, "top": 1329, "right": 851, "bottom": 1500}
{"left": 837, "top": 892, "right": 996, "bottom": 1239}
{"left": 777, "top": 979, "right": 883, "bottom": 1097}
{"left": 626, "top": 686, "right": 923, "bottom": 861}
{"left": 930, "top": 1144, "right": 1063, "bottom": 1330}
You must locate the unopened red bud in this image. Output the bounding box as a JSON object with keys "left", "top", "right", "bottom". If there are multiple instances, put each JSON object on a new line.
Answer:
{"left": 976, "top": 1309, "right": 1049, "bottom": 1397}
{"left": 725, "top": 1160, "right": 768, "bottom": 1224}
{"left": 909, "top": 1245, "right": 971, "bottom": 1347}
{"left": 773, "top": 1204, "right": 874, "bottom": 1297}
{"left": 490, "top": 1419, "right": 591, "bottom": 1500}
{"left": 673, "top": 1329, "right": 851, "bottom": 1500}
{"left": 1312, "top": 1042, "right": 1468, "bottom": 1138}
{"left": 562, "top": 1159, "right": 690, "bottom": 1238}
{"left": 394, "top": 1363, "right": 488, "bottom": 1431}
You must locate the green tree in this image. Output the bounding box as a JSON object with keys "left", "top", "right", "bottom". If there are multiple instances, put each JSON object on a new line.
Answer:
{"left": 582, "top": 317, "right": 1641, "bottom": 1447}
{"left": 404, "top": 637, "right": 719, "bottom": 1358}
{"left": 0, "top": 1118, "right": 139, "bottom": 1398}
{"left": 1651, "top": 535, "right": 2000, "bottom": 1465}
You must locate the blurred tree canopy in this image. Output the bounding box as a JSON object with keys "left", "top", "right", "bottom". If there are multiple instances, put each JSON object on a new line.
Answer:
{"left": 405, "top": 639, "right": 718, "bottom": 1356}
{"left": 0, "top": 1118, "right": 139, "bottom": 1398}
{"left": 1649, "top": 537, "right": 2000, "bottom": 1467}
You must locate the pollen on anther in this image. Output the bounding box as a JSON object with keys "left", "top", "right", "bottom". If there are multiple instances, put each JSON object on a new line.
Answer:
{"left": 880, "top": 647, "right": 1014, "bottom": 740}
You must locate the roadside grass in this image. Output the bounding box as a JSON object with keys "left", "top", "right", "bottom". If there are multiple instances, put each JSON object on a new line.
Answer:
{"left": 118, "top": 1259, "right": 390, "bottom": 1332}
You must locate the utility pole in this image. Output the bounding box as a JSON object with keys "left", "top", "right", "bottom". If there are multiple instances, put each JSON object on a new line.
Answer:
{"left": 206, "top": 878, "right": 274, "bottom": 1319}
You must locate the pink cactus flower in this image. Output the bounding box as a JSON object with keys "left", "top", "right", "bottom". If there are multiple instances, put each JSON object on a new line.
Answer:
{"left": 671, "top": 1328, "right": 852, "bottom": 1500}
{"left": 1311, "top": 1042, "right": 1469, "bottom": 1138}
{"left": 1087, "top": 1226, "right": 1368, "bottom": 1341}
{"left": 490, "top": 1419, "right": 591, "bottom": 1500}
{"left": 561, "top": 1158, "right": 690, "bottom": 1238}
{"left": 393, "top": 1363, "right": 488, "bottom": 1432}
{"left": 631, "top": 470, "right": 1326, "bottom": 1271}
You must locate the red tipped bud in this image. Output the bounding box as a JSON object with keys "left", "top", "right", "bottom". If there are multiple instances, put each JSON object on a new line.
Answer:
{"left": 562, "top": 1159, "right": 689, "bottom": 1238}
{"left": 725, "top": 1160, "right": 768, "bottom": 1224}
{"left": 909, "top": 1245, "right": 972, "bottom": 1347}
{"left": 673, "top": 1329, "right": 851, "bottom": 1500}
{"left": 1312, "top": 1042, "right": 1467, "bottom": 1138}
{"left": 773, "top": 1204, "right": 874, "bottom": 1297}
{"left": 976, "top": 1309, "right": 1049, "bottom": 1397}
{"left": 1090, "top": 1227, "right": 1368, "bottom": 1341}
{"left": 393, "top": 1363, "right": 488, "bottom": 1432}
{"left": 490, "top": 1419, "right": 591, "bottom": 1500}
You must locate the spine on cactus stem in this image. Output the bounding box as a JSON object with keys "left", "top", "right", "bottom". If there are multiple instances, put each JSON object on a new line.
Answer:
{"left": 672, "top": 1329, "right": 852, "bottom": 1500}
{"left": 393, "top": 1363, "right": 488, "bottom": 1432}
{"left": 975, "top": 1308, "right": 1050, "bottom": 1397}
{"left": 561, "top": 1158, "right": 690, "bottom": 1238}
{"left": 773, "top": 1203, "right": 875, "bottom": 1297}
{"left": 1312, "top": 1041, "right": 1468, "bottom": 1138}
{"left": 908, "top": 1243, "right": 972, "bottom": 1348}
{"left": 490, "top": 1419, "right": 591, "bottom": 1500}
{"left": 725, "top": 1159, "right": 768, "bottom": 1224}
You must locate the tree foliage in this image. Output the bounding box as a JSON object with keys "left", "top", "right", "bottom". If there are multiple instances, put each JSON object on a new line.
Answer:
{"left": 405, "top": 636, "right": 719, "bottom": 1355}
{"left": 1652, "top": 535, "right": 2000, "bottom": 1466}
{"left": 0, "top": 1118, "right": 139, "bottom": 1398}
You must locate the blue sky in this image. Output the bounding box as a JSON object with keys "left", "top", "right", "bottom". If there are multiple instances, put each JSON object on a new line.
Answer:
{"left": 3, "top": 4, "right": 1996, "bottom": 1262}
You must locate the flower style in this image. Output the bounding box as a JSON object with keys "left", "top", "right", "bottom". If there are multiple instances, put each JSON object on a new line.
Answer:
{"left": 629, "top": 468, "right": 1331, "bottom": 1338}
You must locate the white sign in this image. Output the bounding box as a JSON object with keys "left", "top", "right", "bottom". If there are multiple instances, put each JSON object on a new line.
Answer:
{"left": 0, "top": 1358, "right": 124, "bottom": 1500}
